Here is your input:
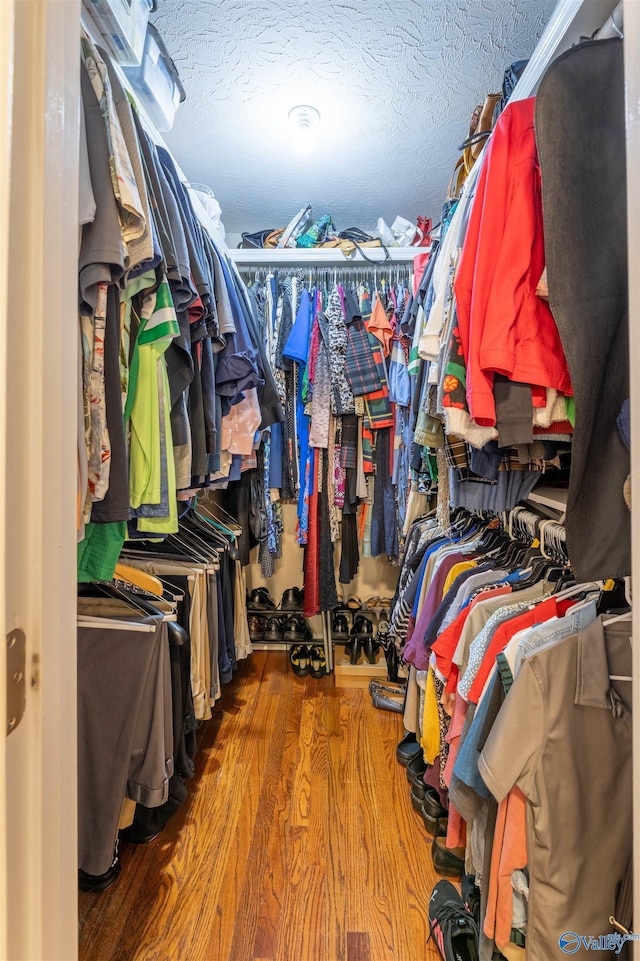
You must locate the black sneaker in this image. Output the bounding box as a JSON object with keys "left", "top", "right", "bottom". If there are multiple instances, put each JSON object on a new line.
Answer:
{"left": 461, "top": 873, "right": 481, "bottom": 926}
{"left": 428, "top": 879, "right": 479, "bottom": 961}
{"left": 308, "top": 644, "right": 327, "bottom": 678}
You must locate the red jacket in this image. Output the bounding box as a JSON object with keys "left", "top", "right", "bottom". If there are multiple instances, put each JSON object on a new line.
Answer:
{"left": 454, "top": 97, "right": 572, "bottom": 427}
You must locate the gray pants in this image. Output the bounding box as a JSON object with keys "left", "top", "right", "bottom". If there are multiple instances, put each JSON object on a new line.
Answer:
{"left": 536, "top": 36, "right": 630, "bottom": 580}
{"left": 78, "top": 606, "right": 172, "bottom": 875}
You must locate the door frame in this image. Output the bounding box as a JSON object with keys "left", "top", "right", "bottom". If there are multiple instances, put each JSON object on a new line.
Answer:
{"left": 1, "top": 0, "right": 638, "bottom": 958}
{"left": 3, "top": 2, "right": 80, "bottom": 959}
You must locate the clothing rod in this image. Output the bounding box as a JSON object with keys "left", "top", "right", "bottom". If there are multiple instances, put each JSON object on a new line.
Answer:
{"left": 230, "top": 247, "right": 424, "bottom": 269}
{"left": 596, "top": 0, "right": 623, "bottom": 38}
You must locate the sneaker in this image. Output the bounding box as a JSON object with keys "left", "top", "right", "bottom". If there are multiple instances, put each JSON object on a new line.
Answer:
{"left": 428, "top": 879, "right": 479, "bottom": 961}
{"left": 308, "top": 644, "right": 327, "bottom": 678}
{"left": 461, "top": 874, "right": 481, "bottom": 926}
{"left": 289, "top": 643, "right": 310, "bottom": 677}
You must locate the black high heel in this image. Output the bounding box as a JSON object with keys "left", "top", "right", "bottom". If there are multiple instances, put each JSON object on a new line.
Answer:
{"left": 362, "top": 635, "right": 380, "bottom": 664}
{"left": 345, "top": 635, "right": 362, "bottom": 665}
{"left": 384, "top": 640, "right": 400, "bottom": 682}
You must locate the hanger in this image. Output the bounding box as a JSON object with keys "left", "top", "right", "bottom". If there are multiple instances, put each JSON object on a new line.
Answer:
{"left": 553, "top": 579, "right": 603, "bottom": 601}
{"left": 78, "top": 580, "right": 165, "bottom": 620}
{"left": 196, "top": 495, "right": 242, "bottom": 535}
{"left": 113, "top": 562, "right": 164, "bottom": 598}
{"left": 168, "top": 525, "right": 219, "bottom": 564}
{"left": 605, "top": 612, "right": 632, "bottom": 682}
{"left": 603, "top": 610, "right": 632, "bottom": 627}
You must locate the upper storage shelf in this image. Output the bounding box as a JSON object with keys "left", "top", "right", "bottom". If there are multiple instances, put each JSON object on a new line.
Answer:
{"left": 229, "top": 247, "right": 424, "bottom": 267}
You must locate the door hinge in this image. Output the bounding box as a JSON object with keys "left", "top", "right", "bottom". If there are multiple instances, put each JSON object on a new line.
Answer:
{"left": 7, "top": 628, "right": 26, "bottom": 736}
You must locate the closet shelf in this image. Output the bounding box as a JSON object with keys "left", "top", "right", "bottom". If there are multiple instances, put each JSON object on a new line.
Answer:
{"left": 526, "top": 485, "right": 568, "bottom": 514}
{"left": 229, "top": 247, "right": 423, "bottom": 267}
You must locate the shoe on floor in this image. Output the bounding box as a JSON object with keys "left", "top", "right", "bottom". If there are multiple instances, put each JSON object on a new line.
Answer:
{"left": 370, "top": 690, "right": 404, "bottom": 713}
{"left": 431, "top": 836, "right": 466, "bottom": 879}
{"left": 289, "top": 643, "right": 311, "bottom": 677}
{"left": 308, "top": 644, "right": 327, "bottom": 679}
{"left": 370, "top": 680, "right": 407, "bottom": 699}
{"left": 428, "top": 878, "right": 479, "bottom": 960}
{"left": 396, "top": 731, "right": 421, "bottom": 765}
{"left": 79, "top": 846, "right": 121, "bottom": 893}
{"left": 410, "top": 781, "right": 427, "bottom": 813}
{"left": 461, "top": 874, "right": 481, "bottom": 926}
{"left": 406, "top": 753, "right": 427, "bottom": 785}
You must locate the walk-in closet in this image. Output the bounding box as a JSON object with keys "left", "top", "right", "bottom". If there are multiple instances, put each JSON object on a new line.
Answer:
{"left": 0, "top": 1, "right": 639, "bottom": 959}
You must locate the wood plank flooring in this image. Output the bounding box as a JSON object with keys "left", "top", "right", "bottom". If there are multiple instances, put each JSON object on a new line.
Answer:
{"left": 79, "top": 652, "right": 443, "bottom": 961}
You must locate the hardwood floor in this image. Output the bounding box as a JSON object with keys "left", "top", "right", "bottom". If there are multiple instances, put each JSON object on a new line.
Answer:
{"left": 79, "top": 652, "right": 443, "bottom": 961}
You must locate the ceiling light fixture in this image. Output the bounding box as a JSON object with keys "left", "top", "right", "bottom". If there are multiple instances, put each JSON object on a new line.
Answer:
{"left": 288, "top": 104, "right": 321, "bottom": 154}
{"left": 288, "top": 104, "right": 321, "bottom": 130}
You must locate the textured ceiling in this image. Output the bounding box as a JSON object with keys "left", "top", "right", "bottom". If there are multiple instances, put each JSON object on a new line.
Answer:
{"left": 153, "top": 0, "right": 557, "bottom": 238}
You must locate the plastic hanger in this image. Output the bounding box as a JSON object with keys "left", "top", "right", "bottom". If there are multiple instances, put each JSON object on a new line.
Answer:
{"left": 601, "top": 605, "right": 632, "bottom": 682}
{"left": 602, "top": 610, "right": 632, "bottom": 627}
{"left": 113, "top": 562, "right": 164, "bottom": 598}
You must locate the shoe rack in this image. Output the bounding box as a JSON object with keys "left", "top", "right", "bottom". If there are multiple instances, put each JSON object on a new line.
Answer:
{"left": 247, "top": 609, "right": 325, "bottom": 650}
{"left": 332, "top": 604, "right": 391, "bottom": 689}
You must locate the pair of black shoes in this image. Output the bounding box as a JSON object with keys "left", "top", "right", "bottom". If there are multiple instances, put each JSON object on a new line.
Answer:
{"left": 247, "top": 586, "right": 305, "bottom": 612}
{"left": 250, "top": 612, "right": 309, "bottom": 643}
{"left": 247, "top": 586, "right": 275, "bottom": 611}
{"left": 289, "top": 643, "right": 326, "bottom": 678}
{"left": 345, "top": 615, "right": 379, "bottom": 665}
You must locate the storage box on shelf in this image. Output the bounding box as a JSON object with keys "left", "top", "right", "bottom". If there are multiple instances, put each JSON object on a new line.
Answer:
{"left": 82, "top": 0, "right": 153, "bottom": 66}
{"left": 123, "top": 22, "right": 186, "bottom": 132}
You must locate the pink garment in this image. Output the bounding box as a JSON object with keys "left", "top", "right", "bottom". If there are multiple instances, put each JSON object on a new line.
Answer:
{"left": 220, "top": 387, "right": 261, "bottom": 455}
{"left": 443, "top": 693, "right": 469, "bottom": 787}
